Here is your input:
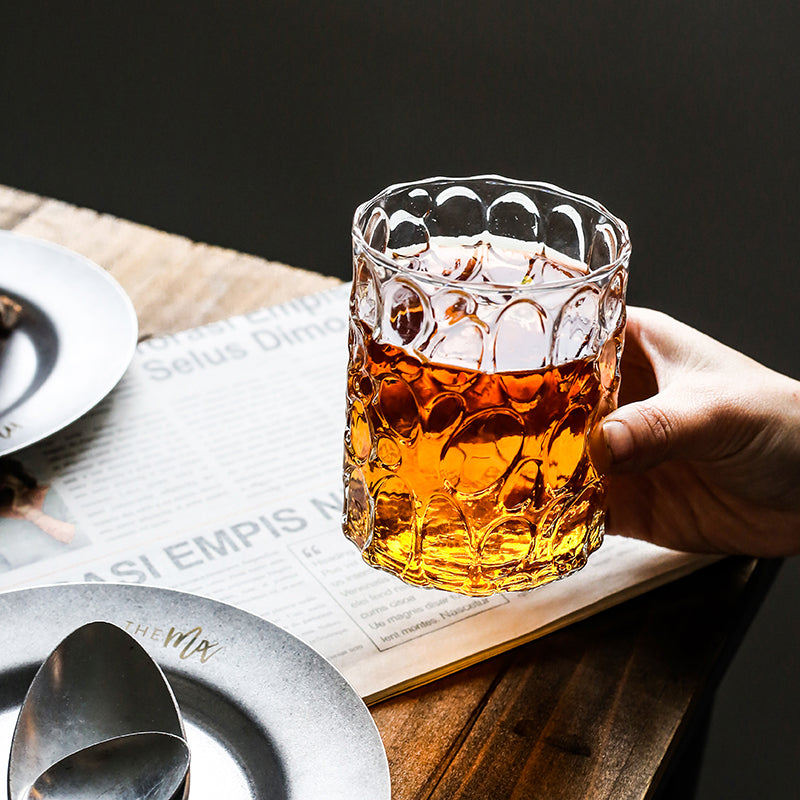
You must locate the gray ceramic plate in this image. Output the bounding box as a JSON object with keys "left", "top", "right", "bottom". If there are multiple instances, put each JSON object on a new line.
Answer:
{"left": 0, "top": 583, "right": 391, "bottom": 800}
{"left": 0, "top": 231, "right": 138, "bottom": 456}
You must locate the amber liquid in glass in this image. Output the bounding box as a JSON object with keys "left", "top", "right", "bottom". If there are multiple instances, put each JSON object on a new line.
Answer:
{"left": 343, "top": 315, "right": 617, "bottom": 595}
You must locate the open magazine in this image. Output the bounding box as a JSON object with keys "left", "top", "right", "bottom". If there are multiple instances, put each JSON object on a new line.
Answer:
{"left": 0, "top": 283, "right": 714, "bottom": 703}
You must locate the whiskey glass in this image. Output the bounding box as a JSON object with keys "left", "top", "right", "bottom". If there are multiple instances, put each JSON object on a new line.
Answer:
{"left": 343, "top": 176, "right": 630, "bottom": 595}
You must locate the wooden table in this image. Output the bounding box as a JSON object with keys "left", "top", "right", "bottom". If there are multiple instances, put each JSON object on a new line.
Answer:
{"left": 0, "top": 184, "right": 779, "bottom": 799}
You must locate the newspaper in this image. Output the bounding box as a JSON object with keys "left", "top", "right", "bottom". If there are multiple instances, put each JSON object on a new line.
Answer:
{"left": 0, "top": 283, "right": 714, "bottom": 703}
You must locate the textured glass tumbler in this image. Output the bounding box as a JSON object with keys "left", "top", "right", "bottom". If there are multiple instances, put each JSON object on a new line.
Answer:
{"left": 343, "top": 176, "right": 631, "bottom": 596}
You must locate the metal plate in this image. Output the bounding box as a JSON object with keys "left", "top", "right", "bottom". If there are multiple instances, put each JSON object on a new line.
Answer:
{"left": 0, "top": 231, "right": 138, "bottom": 456}
{"left": 0, "top": 583, "right": 391, "bottom": 800}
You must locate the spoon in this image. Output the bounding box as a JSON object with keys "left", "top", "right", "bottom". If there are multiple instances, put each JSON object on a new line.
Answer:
{"left": 8, "top": 621, "right": 189, "bottom": 800}
{"left": 23, "top": 732, "right": 189, "bottom": 800}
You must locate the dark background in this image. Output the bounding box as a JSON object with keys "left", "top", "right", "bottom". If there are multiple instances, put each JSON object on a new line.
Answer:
{"left": 1, "top": 2, "right": 798, "bottom": 796}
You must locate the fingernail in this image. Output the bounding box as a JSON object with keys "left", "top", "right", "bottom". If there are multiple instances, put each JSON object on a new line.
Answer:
{"left": 603, "top": 420, "right": 635, "bottom": 465}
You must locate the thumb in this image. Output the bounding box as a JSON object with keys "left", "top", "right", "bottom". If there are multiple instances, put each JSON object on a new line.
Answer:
{"left": 593, "top": 390, "right": 718, "bottom": 473}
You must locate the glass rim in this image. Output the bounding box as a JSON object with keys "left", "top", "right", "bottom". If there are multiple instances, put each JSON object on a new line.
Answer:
{"left": 352, "top": 174, "right": 631, "bottom": 292}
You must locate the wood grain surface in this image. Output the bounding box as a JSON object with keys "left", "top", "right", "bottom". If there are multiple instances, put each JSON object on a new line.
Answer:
{"left": 0, "top": 185, "right": 339, "bottom": 338}
{"left": 0, "top": 184, "right": 775, "bottom": 799}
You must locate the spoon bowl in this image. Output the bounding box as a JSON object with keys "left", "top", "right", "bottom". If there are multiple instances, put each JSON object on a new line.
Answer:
{"left": 24, "top": 732, "right": 190, "bottom": 800}
{"left": 7, "top": 621, "right": 189, "bottom": 800}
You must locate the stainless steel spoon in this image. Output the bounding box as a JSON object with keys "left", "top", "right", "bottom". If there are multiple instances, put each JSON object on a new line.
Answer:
{"left": 8, "top": 621, "right": 189, "bottom": 800}
{"left": 23, "top": 732, "right": 189, "bottom": 800}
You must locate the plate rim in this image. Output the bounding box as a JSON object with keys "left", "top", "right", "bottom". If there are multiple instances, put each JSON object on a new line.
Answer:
{"left": 0, "top": 229, "right": 139, "bottom": 457}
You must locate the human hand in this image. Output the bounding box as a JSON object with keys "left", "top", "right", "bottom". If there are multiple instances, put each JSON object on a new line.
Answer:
{"left": 592, "top": 307, "right": 800, "bottom": 557}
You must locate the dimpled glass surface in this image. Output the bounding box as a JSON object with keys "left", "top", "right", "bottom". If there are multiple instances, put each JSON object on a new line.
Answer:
{"left": 343, "top": 177, "right": 630, "bottom": 595}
